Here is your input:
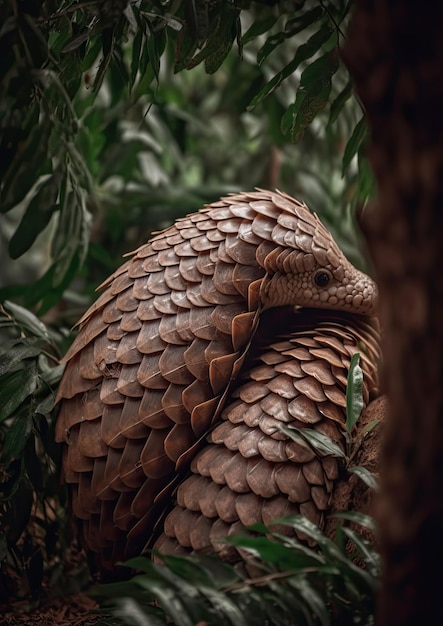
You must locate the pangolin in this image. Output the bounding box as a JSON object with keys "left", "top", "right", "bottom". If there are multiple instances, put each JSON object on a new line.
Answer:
{"left": 55, "top": 189, "right": 379, "bottom": 573}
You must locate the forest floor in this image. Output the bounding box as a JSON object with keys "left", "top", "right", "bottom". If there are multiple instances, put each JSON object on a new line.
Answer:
{"left": 3, "top": 591, "right": 104, "bottom": 626}
{"left": 1, "top": 541, "right": 108, "bottom": 626}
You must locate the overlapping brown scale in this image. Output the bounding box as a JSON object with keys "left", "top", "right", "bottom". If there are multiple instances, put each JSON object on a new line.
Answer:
{"left": 153, "top": 307, "right": 380, "bottom": 559}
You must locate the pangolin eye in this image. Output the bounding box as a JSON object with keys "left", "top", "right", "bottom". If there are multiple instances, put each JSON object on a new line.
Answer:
{"left": 313, "top": 269, "right": 332, "bottom": 288}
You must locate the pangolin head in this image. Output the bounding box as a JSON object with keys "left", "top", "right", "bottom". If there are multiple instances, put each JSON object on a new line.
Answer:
{"left": 257, "top": 193, "right": 377, "bottom": 316}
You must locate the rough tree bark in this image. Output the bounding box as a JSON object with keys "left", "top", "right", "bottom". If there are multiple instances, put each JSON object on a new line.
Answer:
{"left": 343, "top": 2, "right": 443, "bottom": 624}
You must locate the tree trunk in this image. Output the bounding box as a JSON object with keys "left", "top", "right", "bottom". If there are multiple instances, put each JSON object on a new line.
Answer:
{"left": 343, "top": 2, "right": 443, "bottom": 624}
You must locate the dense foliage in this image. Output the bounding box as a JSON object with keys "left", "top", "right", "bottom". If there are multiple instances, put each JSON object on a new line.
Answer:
{"left": 95, "top": 513, "right": 379, "bottom": 626}
{"left": 0, "top": 0, "right": 378, "bottom": 621}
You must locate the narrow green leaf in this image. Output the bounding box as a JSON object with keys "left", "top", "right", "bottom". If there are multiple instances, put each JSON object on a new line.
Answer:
{"left": 0, "top": 365, "right": 38, "bottom": 424}
{"left": 136, "top": 578, "right": 196, "bottom": 626}
{"left": 2, "top": 301, "right": 50, "bottom": 340}
{"left": 184, "top": 0, "right": 209, "bottom": 45}
{"left": 348, "top": 465, "right": 380, "bottom": 491}
{"left": 249, "top": 22, "right": 334, "bottom": 110}
{"left": 356, "top": 154, "right": 376, "bottom": 202}
{"left": 40, "top": 363, "right": 65, "bottom": 388}
{"left": 340, "top": 527, "right": 380, "bottom": 574}
{"left": 93, "top": 28, "right": 114, "bottom": 93}
{"left": 300, "top": 50, "right": 339, "bottom": 87}
{"left": 1, "top": 132, "right": 51, "bottom": 212}
{"left": 62, "top": 31, "right": 90, "bottom": 53}
{"left": 345, "top": 353, "right": 364, "bottom": 432}
{"left": 82, "top": 33, "right": 103, "bottom": 70}
{"left": 361, "top": 418, "right": 381, "bottom": 435}
{"left": 257, "top": 6, "right": 324, "bottom": 66}
{"left": 282, "top": 79, "right": 333, "bottom": 143}
{"left": 223, "top": 534, "right": 321, "bottom": 569}
{"left": 272, "top": 515, "right": 340, "bottom": 553}
{"left": 327, "top": 80, "right": 353, "bottom": 128}
{"left": 279, "top": 424, "right": 346, "bottom": 458}
{"left": 342, "top": 116, "right": 367, "bottom": 175}
{"left": 284, "top": 6, "right": 325, "bottom": 38}
{"left": 0, "top": 339, "right": 43, "bottom": 376}
{"left": 197, "top": 587, "right": 246, "bottom": 626}
{"left": 331, "top": 511, "right": 377, "bottom": 532}
{"left": 123, "top": 3, "right": 138, "bottom": 31}
{"left": 9, "top": 174, "right": 60, "bottom": 259}
{"left": 159, "top": 554, "right": 216, "bottom": 587}
{"left": 256, "top": 31, "right": 286, "bottom": 66}
{"left": 242, "top": 16, "right": 278, "bottom": 45}
{"left": 288, "top": 577, "right": 330, "bottom": 626}
{"left": 146, "top": 26, "right": 165, "bottom": 83}
{"left": 130, "top": 28, "right": 143, "bottom": 87}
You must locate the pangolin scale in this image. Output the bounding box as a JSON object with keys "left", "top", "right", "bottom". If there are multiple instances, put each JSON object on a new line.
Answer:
{"left": 55, "top": 189, "right": 379, "bottom": 573}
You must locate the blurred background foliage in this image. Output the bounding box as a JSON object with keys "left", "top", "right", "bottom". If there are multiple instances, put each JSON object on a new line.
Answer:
{"left": 0, "top": 0, "right": 376, "bottom": 614}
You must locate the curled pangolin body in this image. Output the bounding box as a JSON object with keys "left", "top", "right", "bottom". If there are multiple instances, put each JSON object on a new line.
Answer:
{"left": 155, "top": 308, "right": 380, "bottom": 562}
{"left": 55, "top": 190, "right": 379, "bottom": 573}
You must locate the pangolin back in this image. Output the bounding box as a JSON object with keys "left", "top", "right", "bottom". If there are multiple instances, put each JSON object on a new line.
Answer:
{"left": 55, "top": 190, "right": 379, "bottom": 573}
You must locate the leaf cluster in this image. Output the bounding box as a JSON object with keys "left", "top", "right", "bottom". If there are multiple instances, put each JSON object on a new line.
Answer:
{"left": 95, "top": 513, "right": 379, "bottom": 626}
{"left": 1, "top": 0, "right": 373, "bottom": 313}
{"left": 0, "top": 302, "right": 75, "bottom": 602}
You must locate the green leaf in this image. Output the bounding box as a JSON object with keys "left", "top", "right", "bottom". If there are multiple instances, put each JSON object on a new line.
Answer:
{"left": 331, "top": 511, "right": 377, "bottom": 533}
{"left": 135, "top": 577, "right": 196, "bottom": 626}
{"left": 184, "top": 0, "right": 209, "bottom": 45}
{"left": 159, "top": 554, "right": 216, "bottom": 588}
{"left": 2, "top": 301, "right": 51, "bottom": 340}
{"left": 62, "top": 31, "right": 90, "bottom": 53}
{"left": 361, "top": 418, "right": 381, "bottom": 435}
{"left": 339, "top": 527, "right": 380, "bottom": 576}
{"left": 249, "top": 22, "right": 335, "bottom": 110}
{"left": 327, "top": 80, "right": 353, "bottom": 128}
{"left": 8, "top": 173, "right": 61, "bottom": 259}
{"left": 345, "top": 353, "right": 364, "bottom": 432}
{"left": 288, "top": 576, "right": 330, "bottom": 626}
{"left": 256, "top": 31, "right": 286, "bottom": 66}
{"left": 356, "top": 154, "right": 376, "bottom": 202}
{"left": 242, "top": 16, "right": 278, "bottom": 45}
{"left": 0, "top": 412, "right": 32, "bottom": 464}
{"left": 282, "top": 78, "right": 333, "bottom": 143}
{"left": 257, "top": 6, "right": 324, "bottom": 66}
{"left": 342, "top": 116, "right": 367, "bottom": 175}
{"left": 281, "top": 50, "right": 340, "bottom": 142}
{"left": 0, "top": 338, "right": 43, "bottom": 376}
{"left": 0, "top": 117, "right": 52, "bottom": 214}
{"left": 185, "top": 5, "right": 239, "bottom": 74}
{"left": 146, "top": 25, "right": 165, "bottom": 84}
{"left": 223, "top": 534, "right": 321, "bottom": 569}
{"left": 300, "top": 50, "right": 339, "bottom": 87}
{"left": 348, "top": 466, "right": 380, "bottom": 491}
{"left": 279, "top": 424, "right": 346, "bottom": 458}
{"left": 93, "top": 28, "right": 114, "bottom": 93}
{"left": 273, "top": 515, "right": 341, "bottom": 553}
{"left": 0, "top": 364, "right": 38, "bottom": 424}
{"left": 130, "top": 27, "right": 143, "bottom": 87}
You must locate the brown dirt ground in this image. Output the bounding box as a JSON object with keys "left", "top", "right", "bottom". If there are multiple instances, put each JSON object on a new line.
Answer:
{"left": 2, "top": 592, "right": 104, "bottom": 626}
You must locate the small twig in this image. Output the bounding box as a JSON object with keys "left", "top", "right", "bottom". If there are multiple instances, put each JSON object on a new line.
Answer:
{"left": 320, "top": 0, "right": 346, "bottom": 41}
{"left": 223, "top": 567, "right": 320, "bottom": 592}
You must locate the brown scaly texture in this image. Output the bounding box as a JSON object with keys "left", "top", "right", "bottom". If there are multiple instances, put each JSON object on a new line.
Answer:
{"left": 55, "top": 189, "right": 378, "bottom": 573}
{"left": 155, "top": 307, "right": 380, "bottom": 561}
